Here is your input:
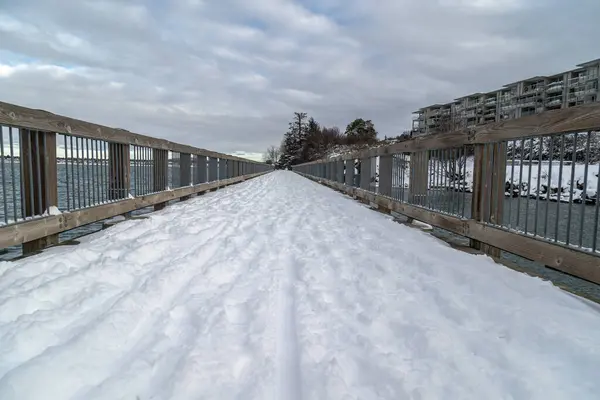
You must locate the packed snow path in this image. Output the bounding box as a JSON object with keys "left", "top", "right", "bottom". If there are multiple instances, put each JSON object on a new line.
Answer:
{"left": 0, "top": 171, "right": 599, "bottom": 400}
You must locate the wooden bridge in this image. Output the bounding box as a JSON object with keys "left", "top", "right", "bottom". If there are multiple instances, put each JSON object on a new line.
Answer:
{"left": 0, "top": 101, "right": 599, "bottom": 399}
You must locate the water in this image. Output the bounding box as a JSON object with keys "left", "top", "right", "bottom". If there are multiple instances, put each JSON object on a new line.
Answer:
{"left": 0, "top": 161, "right": 188, "bottom": 260}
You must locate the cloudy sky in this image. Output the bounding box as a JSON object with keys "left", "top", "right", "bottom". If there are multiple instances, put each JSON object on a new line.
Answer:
{"left": 0, "top": 0, "right": 598, "bottom": 160}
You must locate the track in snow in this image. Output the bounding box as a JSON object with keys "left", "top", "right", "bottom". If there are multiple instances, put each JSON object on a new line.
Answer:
{"left": 0, "top": 171, "right": 599, "bottom": 400}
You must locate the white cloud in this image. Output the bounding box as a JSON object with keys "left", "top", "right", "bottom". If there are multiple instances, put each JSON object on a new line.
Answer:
{"left": 0, "top": 0, "right": 598, "bottom": 157}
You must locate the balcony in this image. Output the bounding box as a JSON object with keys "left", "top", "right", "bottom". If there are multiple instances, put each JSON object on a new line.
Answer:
{"left": 546, "top": 85, "right": 563, "bottom": 94}
{"left": 546, "top": 98, "right": 562, "bottom": 107}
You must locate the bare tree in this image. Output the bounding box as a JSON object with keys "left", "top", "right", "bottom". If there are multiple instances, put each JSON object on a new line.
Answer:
{"left": 263, "top": 145, "right": 280, "bottom": 164}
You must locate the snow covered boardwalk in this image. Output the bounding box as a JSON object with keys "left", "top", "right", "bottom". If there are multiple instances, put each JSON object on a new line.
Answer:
{"left": 0, "top": 171, "right": 599, "bottom": 400}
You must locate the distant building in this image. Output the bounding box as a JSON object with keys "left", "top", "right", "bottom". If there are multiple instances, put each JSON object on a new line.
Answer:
{"left": 412, "top": 59, "right": 600, "bottom": 136}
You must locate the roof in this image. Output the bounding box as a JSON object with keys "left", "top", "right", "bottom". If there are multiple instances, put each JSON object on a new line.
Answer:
{"left": 576, "top": 58, "right": 600, "bottom": 68}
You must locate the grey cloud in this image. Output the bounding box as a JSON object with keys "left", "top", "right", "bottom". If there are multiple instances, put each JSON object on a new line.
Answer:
{"left": 1, "top": 0, "right": 599, "bottom": 156}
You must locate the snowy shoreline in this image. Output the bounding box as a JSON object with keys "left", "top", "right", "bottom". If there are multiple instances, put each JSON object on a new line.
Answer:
{"left": 388, "top": 157, "right": 600, "bottom": 204}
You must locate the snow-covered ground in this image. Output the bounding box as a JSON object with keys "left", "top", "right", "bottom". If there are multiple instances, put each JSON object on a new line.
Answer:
{"left": 1, "top": 171, "right": 599, "bottom": 399}
{"left": 383, "top": 156, "right": 600, "bottom": 202}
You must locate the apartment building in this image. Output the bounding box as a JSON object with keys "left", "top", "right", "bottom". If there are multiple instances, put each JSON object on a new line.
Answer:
{"left": 411, "top": 58, "right": 600, "bottom": 136}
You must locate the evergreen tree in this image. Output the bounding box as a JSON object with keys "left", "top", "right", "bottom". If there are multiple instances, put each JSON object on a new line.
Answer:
{"left": 280, "top": 112, "right": 308, "bottom": 166}
{"left": 345, "top": 118, "right": 378, "bottom": 145}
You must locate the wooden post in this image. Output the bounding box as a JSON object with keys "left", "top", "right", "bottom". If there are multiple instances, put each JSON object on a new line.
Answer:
{"left": 360, "top": 157, "right": 371, "bottom": 190}
{"left": 226, "top": 159, "right": 234, "bottom": 178}
{"left": 470, "top": 144, "right": 484, "bottom": 251}
{"left": 109, "top": 143, "right": 130, "bottom": 200}
{"left": 379, "top": 154, "right": 393, "bottom": 196}
{"left": 208, "top": 157, "right": 218, "bottom": 182}
{"left": 344, "top": 159, "right": 354, "bottom": 186}
{"left": 179, "top": 153, "right": 191, "bottom": 201}
{"left": 474, "top": 143, "right": 506, "bottom": 258}
{"left": 20, "top": 129, "right": 58, "bottom": 254}
{"left": 408, "top": 151, "right": 429, "bottom": 206}
{"left": 336, "top": 160, "right": 344, "bottom": 183}
{"left": 197, "top": 155, "right": 207, "bottom": 184}
{"left": 219, "top": 158, "right": 227, "bottom": 182}
{"left": 153, "top": 148, "right": 168, "bottom": 211}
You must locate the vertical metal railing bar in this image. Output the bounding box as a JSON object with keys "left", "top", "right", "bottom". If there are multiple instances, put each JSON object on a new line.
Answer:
{"left": 432, "top": 150, "right": 437, "bottom": 209}
{"left": 525, "top": 138, "right": 534, "bottom": 234}
{"left": 134, "top": 146, "right": 138, "bottom": 196}
{"left": 444, "top": 149, "right": 450, "bottom": 214}
{"left": 74, "top": 137, "right": 81, "bottom": 208}
{"left": 44, "top": 133, "right": 50, "bottom": 210}
{"left": 516, "top": 139, "right": 525, "bottom": 230}
{"left": 579, "top": 131, "right": 591, "bottom": 248}
{"left": 508, "top": 140, "right": 516, "bottom": 229}
{"left": 9, "top": 128, "right": 17, "bottom": 221}
{"left": 401, "top": 154, "right": 406, "bottom": 202}
{"left": 427, "top": 151, "right": 432, "bottom": 209}
{"left": 534, "top": 137, "right": 543, "bottom": 236}
{"left": 145, "top": 147, "right": 148, "bottom": 193}
{"left": 566, "top": 133, "right": 577, "bottom": 246}
{"left": 35, "top": 132, "right": 43, "bottom": 214}
{"left": 68, "top": 136, "right": 74, "bottom": 209}
{"left": 87, "top": 138, "right": 94, "bottom": 206}
{"left": 100, "top": 141, "right": 105, "bottom": 203}
{"left": 479, "top": 144, "right": 487, "bottom": 223}
{"left": 148, "top": 147, "right": 152, "bottom": 193}
{"left": 462, "top": 146, "right": 467, "bottom": 218}
{"left": 436, "top": 150, "right": 441, "bottom": 212}
{"left": 95, "top": 140, "right": 100, "bottom": 204}
{"left": 499, "top": 143, "right": 507, "bottom": 225}
{"left": 81, "top": 138, "right": 87, "bottom": 208}
{"left": 145, "top": 147, "right": 148, "bottom": 194}
{"left": 594, "top": 131, "right": 600, "bottom": 252}
{"left": 456, "top": 148, "right": 462, "bottom": 216}
{"left": 64, "top": 135, "right": 70, "bottom": 210}
{"left": 544, "top": 136, "right": 554, "bottom": 238}
{"left": 115, "top": 143, "right": 120, "bottom": 199}
{"left": 555, "top": 135, "right": 565, "bottom": 242}
{"left": 1, "top": 128, "right": 7, "bottom": 224}
{"left": 449, "top": 149, "right": 455, "bottom": 215}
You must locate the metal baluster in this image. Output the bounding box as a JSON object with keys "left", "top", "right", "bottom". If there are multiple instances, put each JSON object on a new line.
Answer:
{"left": 64, "top": 135, "right": 70, "bottom": 210}
{"left": 516, "top": 139, "right": 525, "bottom": 230}
{"left": 579, "top": 131, "right": 591, "bottom": 248}
{"left": 35, "top": 132, "right": 44, "bottom": 214}
{"left": 508, "top": 140, "right": 516, "bottom": 229}
{"left": 544, "top": 136, "right": 554, "bottom": 237}
{"left": 462, "top": 146, "right": 467, "bottom": 218}
{"left": 593, "top": 131, "right": 600, "bottom": 252}
{"left": 9, "top": 128, "right": 18, "bottom": 221}
{"left": 555, "top": 135, "right": 565, "bottom": 242}
{"left": 525, "top": 138, "right": 534, "bottom": 234}
{"left": 534, "top": 137, "right": 543, "bottom": 236}
{"left": 566, "top": 133, "right": 577, "bottom": 245}
{"left": 1, "top": 128, "right": 7, "bottom": 223}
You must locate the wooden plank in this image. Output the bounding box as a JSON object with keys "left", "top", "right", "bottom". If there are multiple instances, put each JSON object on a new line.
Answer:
{"left": 0, "top": 171, "right": 270, "bottom": 250}
{"left": 467, "top": 222, "right": 600, "bottom": 285}
{"left": 0, "top": 101, "right": 263, "bottom": 164}
{"left": 475, "top": 102, "right": 600, "bottom": 144}
{"left": 297, "top": 171, "right": 600, "bottom": 285}
{"left": 291, "top": 103, "right": 600, "bottom": 165}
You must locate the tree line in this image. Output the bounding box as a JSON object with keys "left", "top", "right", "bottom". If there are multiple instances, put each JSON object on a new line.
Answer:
{"left": 264, "top": 112, "right": 379, "bottom": 168}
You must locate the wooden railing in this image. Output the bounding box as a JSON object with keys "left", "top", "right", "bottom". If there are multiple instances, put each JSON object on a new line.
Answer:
{"left": 293, "top": 103, "right": 600, "bottom": 285}
{"left": 0, "top": 101, "right": 270, "bottom": 255}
